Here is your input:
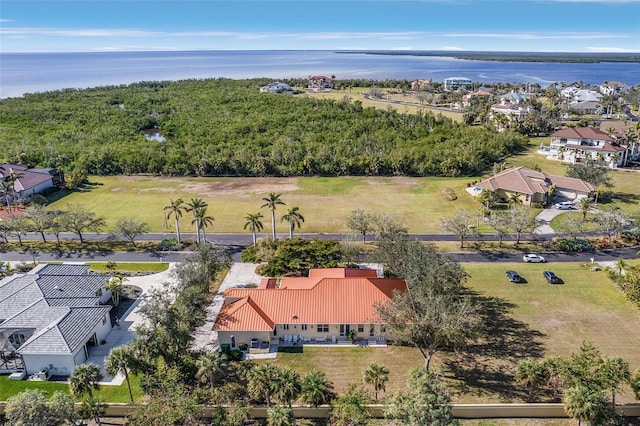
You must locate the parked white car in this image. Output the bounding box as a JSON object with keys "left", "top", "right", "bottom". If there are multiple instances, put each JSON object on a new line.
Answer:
{"left": 554, "top": 201, "right": 574, "bottom": 210}
{"left": 523, "top": 253, "right": 546, "bottom": 263}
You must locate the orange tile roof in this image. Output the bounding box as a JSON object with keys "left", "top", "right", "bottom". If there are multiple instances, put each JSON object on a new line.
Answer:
{"left": 214, "top": 271, "right": 406, "bottom": 332}
{"left": 308, "top": 268, "right": 378, "bottom": 278}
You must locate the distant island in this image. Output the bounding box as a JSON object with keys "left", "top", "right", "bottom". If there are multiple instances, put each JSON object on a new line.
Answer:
{"left": 336, "top": 50, "right": 640, "bottom": 63}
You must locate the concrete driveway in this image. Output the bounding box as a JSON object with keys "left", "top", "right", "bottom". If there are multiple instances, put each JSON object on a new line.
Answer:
{"left": 534, "top": 206, "right": 574, "bottom": 235}
{"left": 87, "top": 264, "right": 178, "bottom": 385}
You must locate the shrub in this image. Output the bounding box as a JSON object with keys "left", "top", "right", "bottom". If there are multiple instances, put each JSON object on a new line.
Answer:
{"left": 157, "top": 238, "right": 182, "bottom": 251}
{"left": 440, "top": 187, "right": 457, "bottom": 201}
{"left": 240, "top": 245, "right": 260, "bottom": 262}
{"left": 228, "top": 350, "right": 244, "bottom": 362}
{"left": 554, "top": 237, "right": 593, "bottom": 252}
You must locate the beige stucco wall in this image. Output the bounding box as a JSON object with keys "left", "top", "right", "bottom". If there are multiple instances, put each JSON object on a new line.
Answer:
{"left": 218, "top": 331, "right": 271, "bottom": 349}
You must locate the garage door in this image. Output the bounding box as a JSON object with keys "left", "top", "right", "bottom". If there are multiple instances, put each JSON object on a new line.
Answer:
{"left": 557, "top": 188, "right": 577, "bottom": 199}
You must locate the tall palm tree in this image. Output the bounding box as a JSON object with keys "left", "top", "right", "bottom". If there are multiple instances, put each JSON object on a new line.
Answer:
{"left": 300, "top": 370, "right": 335, "bottom": 407}
{"left": 261, "top": 192, "right": 286, "bottom": 240}
{"left": 564, "top": 384, "right": 606, "bottom": 426}
{"left": 281, "top": 206, "right": 305, "bottom": 239}
{"left": 244, "top": 212, "right": 264, "bottom": 246}
{"left": 69, "top": 363, "right": 103, "bottom": 398}
{"left": 163, "top": 198, "right": 185, "bottom": 243}
{"left": 186, "top": 198, "right": 208, "bottom": 243}
{"left": 193, "top": 206, "right": 214, "bottom": 243}
{"left": 274, "top": 367, "right": 302, "bottom": 408}
{"left": 105, "top": 346, "right": 135, "bottom": 403}
{"left": 363, "top": 362, "right": 389, "bottom": 400}
{"left": 195, "top": 351, "right": 229, "bottom": 389}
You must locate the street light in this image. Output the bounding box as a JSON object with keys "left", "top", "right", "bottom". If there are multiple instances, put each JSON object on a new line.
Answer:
{"left": 29, "top": 243, "right": 36, "bottom": 266}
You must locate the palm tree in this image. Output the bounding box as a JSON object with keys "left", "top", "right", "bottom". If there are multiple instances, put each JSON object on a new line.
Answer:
{"left": 508, "top": 192, "right": 523, "bottom": 206}
{"left": 0, "top": 168, "right": 23, "bottom": 214}
{"left": 515, "top": 358, "right": 547, "bottom": 401}
{"left": 105, "top": 346, "right": 135, "bottom": 403}
{"left": 186, "top": 198, "right": 208, "bottom": 243}
{"left": 273, "top": 367, "right": 302, "bottom": 408}
{"left": 193, "top": 206, "right": 214, "bottom": 243}
{"left": 261, "top": 192, "right": 286, "bottom": 240}
{"left": 301, "top": 370, "right": 335, "bottom": 407}
{"left": 163, "top": 198, "right": 185, "bottom": 243}
{"left": 363, "top": 362, "right": 389, "bottom": 400}
{"left": 281, "top": 206, "right": 305, "bottom": 239}
{"left": 195, "top": 351, "right": 229, "bottom": 389}
{"left": 244, "top": 212, "right": 264, "bottom": 246}
{"left": 80, "top": 395, "right": 107, "bottom": 426}
{"left": 564, "top": 384, "right": 607, "bottom": 425}
{"left": 247, "top": 363, "right": 279, "bottom": 408}
{"left": 69, "top": 363, "right": 103, "bottom": 398}
{"left": 267, "top": 406, "right": 294, "bottom": 426}
{"left": 579, "top": 197, "right": 594, "bottom": 222}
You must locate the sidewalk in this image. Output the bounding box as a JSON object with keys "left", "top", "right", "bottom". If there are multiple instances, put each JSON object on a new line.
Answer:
{"left": 192, "top": 263, "right": 262, "bottom": 351}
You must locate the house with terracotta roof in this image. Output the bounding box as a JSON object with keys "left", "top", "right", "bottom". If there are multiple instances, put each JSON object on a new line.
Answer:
{"left": 545, "top": 127, "right": 629, "bottom": 168}
{"left": 470, "top": 166, "right": 595, "bottom": 205}
{"left": 214, "top": 268, "right": 405, "bottom": 351}
{"left": 0, "top": 264, "right": 112, "bottom": 376}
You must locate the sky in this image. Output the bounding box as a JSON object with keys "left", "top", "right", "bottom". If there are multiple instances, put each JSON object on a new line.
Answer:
{"left": 1, "top": 0, "right": 639, "bottom": 53}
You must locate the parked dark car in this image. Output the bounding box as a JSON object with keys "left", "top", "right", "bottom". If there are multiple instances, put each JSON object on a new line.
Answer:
{"left": 543, "top": 271, "right": 562, "bottom": 284}
{"left": 506, "top": 270, "right": 525, "bottom": 283}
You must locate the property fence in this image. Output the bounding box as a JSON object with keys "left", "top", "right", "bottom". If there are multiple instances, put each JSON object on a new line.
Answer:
{"left": 2, "top": 402, "right": 640, "bottom": 419}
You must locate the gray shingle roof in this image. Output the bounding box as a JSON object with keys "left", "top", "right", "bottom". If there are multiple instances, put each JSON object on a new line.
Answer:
{"left": 0, "top": 265, "right": 112, "bottom": 355}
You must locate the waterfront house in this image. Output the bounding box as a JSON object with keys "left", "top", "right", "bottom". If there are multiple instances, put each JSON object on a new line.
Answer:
{"left": 307, "top": 76, "right": 333, "bottom": 91}
{"left": 214, "top": 268, "right": 405, "bottom": 351}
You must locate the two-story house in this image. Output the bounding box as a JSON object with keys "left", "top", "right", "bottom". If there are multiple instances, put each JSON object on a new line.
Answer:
{"left": 545, "top": 127, "right": 629, "bottom": 168}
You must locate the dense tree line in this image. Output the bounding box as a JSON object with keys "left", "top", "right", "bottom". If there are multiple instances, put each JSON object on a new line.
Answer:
{"left": 0, "top": 79, "right": 527, "bottom": 178}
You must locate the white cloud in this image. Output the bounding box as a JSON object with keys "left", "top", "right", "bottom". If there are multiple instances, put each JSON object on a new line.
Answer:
{"left": 436, "top": 46, "right": 465, "bottom": 50}
{"left": 442, "top": 32, "right": 632, "bottom": 40}
{"left": 585, "top": 46, "right": 640, "bottom": 52}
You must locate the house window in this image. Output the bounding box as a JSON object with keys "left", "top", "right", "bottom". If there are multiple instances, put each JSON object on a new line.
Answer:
{"left": 357, "top": 324, "right": 364, "bottom": 333}
{"left": 283, "top": 324, "right": 289, "bottom": 330}
{"left": 369, "top": 325, "right": 375, "bottom": 337}
{"left": 301, "top": 324, "right": 308, "bottom": 330}
{"left": 317, "top": 324, "right": 329, "bottom": 333}
{"left": 9, "top": 332, "right": 26, "bottom": 349}
{"left": 381, "top": 324, "right": 387, "bottom": 333}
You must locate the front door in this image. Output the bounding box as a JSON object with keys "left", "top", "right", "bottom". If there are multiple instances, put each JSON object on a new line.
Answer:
{"left": 339, "top": 324, "right": 350, "bottom": 337}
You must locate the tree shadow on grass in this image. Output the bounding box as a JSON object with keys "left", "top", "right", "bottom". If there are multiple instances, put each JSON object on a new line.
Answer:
{"left": 443, "top": 290, "right": 547, "bottom": 402}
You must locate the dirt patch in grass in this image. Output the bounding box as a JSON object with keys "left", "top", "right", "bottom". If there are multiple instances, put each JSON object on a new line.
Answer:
{"left": 180, "top": 177, "right": 299, "bottom": 197}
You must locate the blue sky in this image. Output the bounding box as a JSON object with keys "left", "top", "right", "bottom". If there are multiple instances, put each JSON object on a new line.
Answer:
{"left": 1, "top": 0, "right": 639, "bottom": 53}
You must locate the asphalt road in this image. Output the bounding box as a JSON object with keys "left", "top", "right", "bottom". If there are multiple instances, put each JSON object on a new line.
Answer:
{"left": 1, "top": 232, "right": 637, "bottom": 264}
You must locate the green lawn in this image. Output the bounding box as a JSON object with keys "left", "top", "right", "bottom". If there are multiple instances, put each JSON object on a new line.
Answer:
{"left": 0, "top": 374, "right": 144, "bottom": 403}
{"left": 87, "top": 262, "right": 170, "bottom": 273}
{"left": 549, "top": 211, "right": 601, "bottom": 232}
{"left": 265, "top": 262, "right": 640, "bottom": 404}
{"left": 44, "top": 137, "right": 639, "bottom": 235}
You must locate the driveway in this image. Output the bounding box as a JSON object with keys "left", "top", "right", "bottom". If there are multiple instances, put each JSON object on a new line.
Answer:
{"left": 192, "top": 263, "right": 262, "bottom": 351}
{"left": 534, "top": 206, "right": 573, "bottom": 235}
{"left": 87, "top": 264, "right": 179, "bottom": 385}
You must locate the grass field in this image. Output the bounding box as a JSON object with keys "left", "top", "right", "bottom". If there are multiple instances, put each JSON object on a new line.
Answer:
{"left": 262, "top": 262, "right": 640, "bottom": 404}
{"left": 0, "top": 374, "right": 144, "bottom": 403}
{"left": 44, "top": 137, "right": 640, "bottom": 235}
{"left": 87, "top": 262, "right": 170, "bottom": 273}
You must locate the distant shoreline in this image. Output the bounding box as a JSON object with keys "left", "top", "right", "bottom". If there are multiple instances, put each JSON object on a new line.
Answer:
{"left": 336, "top": 50, "right": 640, "bottom": 64}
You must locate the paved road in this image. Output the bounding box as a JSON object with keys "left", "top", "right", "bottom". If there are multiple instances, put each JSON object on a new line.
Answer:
{"left": 2, "top": 241, "right": 637, "bottom": 264}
